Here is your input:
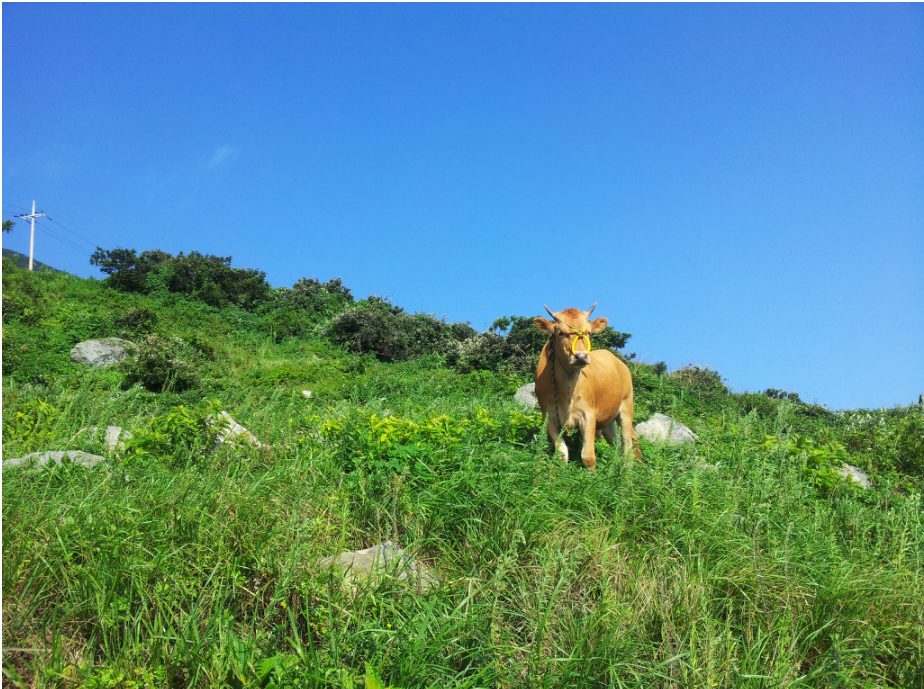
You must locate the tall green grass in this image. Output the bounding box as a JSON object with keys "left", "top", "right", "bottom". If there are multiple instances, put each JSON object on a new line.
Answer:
{"left": 3, "top": 263, "right": 923, "bottom": 687}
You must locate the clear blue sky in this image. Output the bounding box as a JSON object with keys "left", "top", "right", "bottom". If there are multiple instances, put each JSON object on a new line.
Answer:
{"left": 3, "top": 3, "right": 922, "bottom": 410}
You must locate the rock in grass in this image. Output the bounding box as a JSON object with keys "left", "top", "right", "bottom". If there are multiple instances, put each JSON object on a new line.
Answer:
{"left": 837, "top": 463, "right": 874, "bottom": 489}
{"left": 635, "top": 413, "right": 697, "bottom": 443}
{"left": 79, "top": 425, "right": 134, "bottom": 449}
{"left": 105, "top": 426, "right": 132, "bottom": 449}
{"left": 2, "top": 450, "right": 106, "bottom": 471}
{"left": 514, "top": 382, "right": 538, "bottom": 408}
{"left": 207, "top": 411, "right": 265, "bottom": 449}
{"left": 70, "top": 338, "right": 136, "bottom": 367}
{"left": 318, "top": 542, "right": 437, "bottom": 593}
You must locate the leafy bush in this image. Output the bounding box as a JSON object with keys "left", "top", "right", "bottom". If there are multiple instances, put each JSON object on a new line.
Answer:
{"left": 736, "top": 392, "right": 780, "bottom": 419}
{"left": 2, "top": 398, "right": 59, "bottom": 453}
{"left": 271, "top": 277, "right": 353, "bottom": 317}
{"left": 669, "top": 364, "right": 728, "bottom": 399}
{"left": 123, "top": 400, "right": 223, "bottom": 467}
{"left": 113, "top": 307, "right": 159, "bottom": 337}
{"left": 2, "top": 258, "right": 49, "bottom": 325}
{"left": 764, "top": 388, "right": 801, "bottom": 401}
{"left": 91, "top": 247, "right": 271, "bottom": 309}
{"left": 256, "top": 277, "right": 355, "bottom": 342}
{"left": 315, "top": 406, "right": 542, "bottom": 476}
{"left": 90, "top": 247, "right": 171, "bottom": 292}
{"left": 120, "top": 334, "right": 203, "bottom": 392}
{"left": 2, "top": 326, "right": 80, "bottom": 384}
{"left": 785, "top": 434, "right": 855, "bottom": 494}
{"left": 895, "top": 412, "right": 924, "bottom": 477}
{"left": 327, "top": 297, "right": 475, "bottom": 362}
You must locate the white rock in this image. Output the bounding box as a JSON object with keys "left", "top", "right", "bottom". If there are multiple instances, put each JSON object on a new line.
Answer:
{"left": 70, "top": 338, "right": 136, "bottom": 367}
{"left": 302, "top": 390, "right": 313, "bottom": 398}
{"left": 837, "top": 463, "right": 873, "bottom": 489}
{"left": 105, "top": 426, "right": 132, "bottom": 449}
{"left": 3, "top": 450, "right": 106, "bottom": 471}
{"left": 635, "top": 413, "right": 697, "bottom": 443}
{"left": 318, "top": 541, "right": 437, "bottom": 593}
{"left": 514, "top": 382, "right": 538, "bottom": 408}
{"left": 207, "top": 412, "right": 265, "bottom": 449}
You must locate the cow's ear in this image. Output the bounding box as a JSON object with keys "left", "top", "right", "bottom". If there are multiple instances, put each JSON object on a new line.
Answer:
{"left": 534, "top": 317, "right": 554, "bottom": 333}
{"left": 588, "top": 317, "right": 609, "bottom": 333}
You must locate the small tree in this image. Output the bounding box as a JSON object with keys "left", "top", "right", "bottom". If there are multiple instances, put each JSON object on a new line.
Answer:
{"left": 2, "top": 219, "right": 14, "bottom": 233}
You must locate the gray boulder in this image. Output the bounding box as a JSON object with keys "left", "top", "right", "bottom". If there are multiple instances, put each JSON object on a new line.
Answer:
{"left": 70, "top": 338, "right": 136, "bottom": 367}
{"left": 3, "top": 450, "right": 106, "bottom": 471}
{"left": 514, "top": 382, "right": 538, "bottom": 408}
{"left": 318, "top": 541, "right": 437, "bottom": 593}
{"left": 837, "top": 463, "right": 874, "bottom": 489}
{"left": 635, "top": 413, "right": 697, "bottom": 443}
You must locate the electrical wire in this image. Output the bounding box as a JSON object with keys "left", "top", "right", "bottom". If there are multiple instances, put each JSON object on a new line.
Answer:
{"left": 33, "top": 220, "right": 94, "bottom": 256}
{"left": 4, "top": 202, "right": 101, "bottom": 249}
{"left": 44, "top": 216, "right": 99, "bottom": 250}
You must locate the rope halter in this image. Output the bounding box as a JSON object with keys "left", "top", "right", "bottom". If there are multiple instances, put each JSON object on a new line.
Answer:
{"left": 563, "top": 322, "right": 592, "bottom": 356}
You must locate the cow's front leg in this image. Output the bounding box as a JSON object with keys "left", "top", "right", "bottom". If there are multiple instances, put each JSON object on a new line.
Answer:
{"left": 546, "top": 416, "right": 569, "bottom": 463}
{"left": 580, "top": 417, "right": 597, "bottom": 471}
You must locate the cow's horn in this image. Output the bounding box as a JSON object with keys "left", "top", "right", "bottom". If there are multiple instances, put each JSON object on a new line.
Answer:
{"left": 543, "top": 305, "right": 560, "bottom": 322}
{"left": 586, "top": 302, "right": 597, "bottom": 317}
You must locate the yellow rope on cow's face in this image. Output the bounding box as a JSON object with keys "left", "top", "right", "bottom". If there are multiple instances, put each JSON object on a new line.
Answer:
{"left": 564, "top": 324, "right": 591, "bottom": 356}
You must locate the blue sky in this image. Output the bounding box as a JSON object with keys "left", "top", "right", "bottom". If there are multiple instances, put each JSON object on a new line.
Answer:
{"left": 3, "top": 3, "right": 922, "bottom": 410}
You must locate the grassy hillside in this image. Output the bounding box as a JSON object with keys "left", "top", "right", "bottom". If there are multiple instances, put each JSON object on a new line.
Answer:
{"left": 3, "top": 257, "right": 923, "bottom": 688}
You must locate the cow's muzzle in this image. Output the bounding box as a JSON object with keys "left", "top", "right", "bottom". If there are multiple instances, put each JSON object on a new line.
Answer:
{"left": 572, "top": 352, "right": 591, "bottom": 367}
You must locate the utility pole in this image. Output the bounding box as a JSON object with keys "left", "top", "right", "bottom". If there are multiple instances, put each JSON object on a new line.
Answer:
{"left": 19, "top": 200, "right": 46, "bottom": 271}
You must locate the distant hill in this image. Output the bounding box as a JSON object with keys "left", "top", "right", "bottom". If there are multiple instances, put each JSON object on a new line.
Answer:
{"left": 2, "top": 248, "right": 69, "bottom": 274}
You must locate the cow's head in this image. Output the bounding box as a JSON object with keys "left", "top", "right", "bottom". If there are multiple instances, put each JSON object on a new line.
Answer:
{"left": 534, "top": 303, "right": 609, "bottom": 370}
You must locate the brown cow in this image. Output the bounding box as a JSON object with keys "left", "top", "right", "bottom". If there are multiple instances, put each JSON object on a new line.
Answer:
{"left": 534, "top": 304, "right": 642, "bottom": 470}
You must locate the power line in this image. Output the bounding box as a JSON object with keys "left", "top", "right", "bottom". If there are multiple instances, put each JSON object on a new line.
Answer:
{"left": 34, "top": 220, "right": 94, "bottom": 256}
{"left": 44, "top": 216, "right": 98, "bottom": 249}
{"left": 5, "top": 201, "right": 101, "bottom": 249}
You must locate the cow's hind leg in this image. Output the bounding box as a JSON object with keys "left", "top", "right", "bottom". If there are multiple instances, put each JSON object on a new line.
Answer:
{"left": 601, "top": 419, "right": 618, "bottom": 446}
{"left": 617, "top": 399, "right": 643, "bottom": 461}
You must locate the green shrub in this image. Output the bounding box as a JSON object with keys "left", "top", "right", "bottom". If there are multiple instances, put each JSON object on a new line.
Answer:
{"left": 2, "top": 325, "right": 79, "bottom": 384}
{"left": 123, "top": 400, "right": 223, "bottom": 467}
{"left": 2, "top": 258, "right": 49, "bottom": 325}
{"left": 895, "top": 412, "right": 924, "bottom": 477}
{"left": 737, "top": 392, "right": 780, "bottom": 419}
{"left": 91, "top": 247, "right": 271, "bottom": 309}
{"left": 315, "top": 406, "right": 542, "bottom": 476}
{"left": 2, "top": 398, "right": 59, "bottom": 453}
{"left": 327, "top": 297, "right": 474, "bottom": 362}
{"left": 113, "top": 307, "right": 159, "bottom": 337}
{"left": 120, "top": 334, "right": 203, "bottom": 392}
{"left": 785, "top": 434, "right": 855, "bottom": 494}
{"left": 765, "top": 387, "right": 801, "bottom": 402}
{"left": 669, "top": 364, "right": 728, "bottom": 399}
